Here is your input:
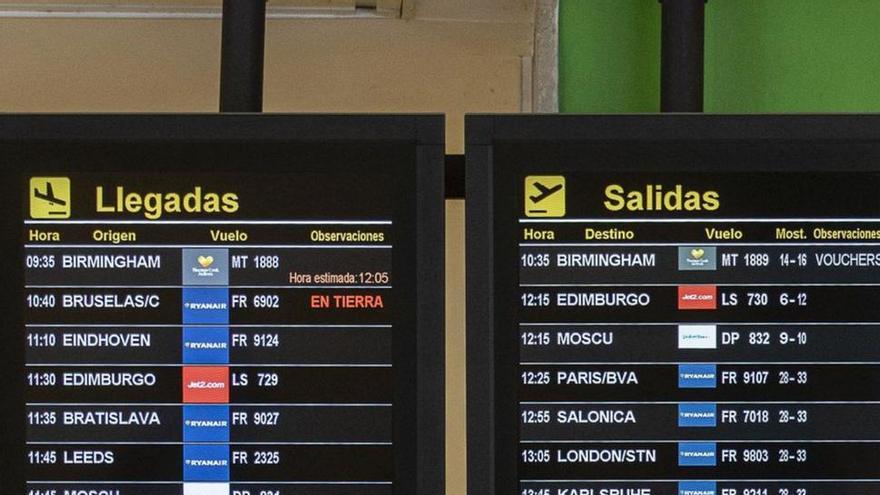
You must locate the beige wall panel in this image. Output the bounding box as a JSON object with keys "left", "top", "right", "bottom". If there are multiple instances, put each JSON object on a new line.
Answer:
{"left": 0, "top": 7, "right": 534, "bottom": 493}
{"left": 444, "top": 199, "right": 466, "bottom": 493}
{"left": 265, "top": 20, "right": 528, "bottom": 151}
{"left": 0, "top": 17, "right": 527, "bottom": 151}
{"left": 0, "top": 2, "right": 400, "bottom": 20}
{"left": 0, "top": 19, "right": 221, "bottom": 111}
{"left": 5, "top": 0, "right": 218, "bottom": 5}
{"left": 2, "top": 1, "right": 349, "bottom": 6}
{"left": 413, "top": 0, "right": 533, "bottom": 23}
{"left": 3, "top": 0, "right": 524, "bottom": 16}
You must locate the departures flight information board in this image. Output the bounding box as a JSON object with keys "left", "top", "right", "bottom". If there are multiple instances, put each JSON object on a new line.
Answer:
{"left": 0, "top": 115, "right": 445, "bottom": 495}
{"left": 467, "top": 115, "right": 880, "bottom": 495}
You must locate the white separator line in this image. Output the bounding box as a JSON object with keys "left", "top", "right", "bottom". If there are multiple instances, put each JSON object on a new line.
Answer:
{"left": 519, "top": 361, "right": 880, "bottom": 365}
{"left": 0, "top": 9, "right": 391, "bottom": 21}
{"left": 25, "top": 220, "right": 392, "bottom": 225}
{"left": 520, "top": 401, "right": 880, "bottom": 405}
{"left": 521, "top": 242, "right": 880, "bottom": 246}
{"left": 26, "top": 244, "right": 391, "bottom": 249}
{"left": 520, "top": 322, "right": 880, "bottom": 326}
{"left": 27, "top": 441, "right": 392, "bottom": 445}
{"left": 27, "top": 481, "right": 393, "bottom": 485}
{"left": 521, "top": 479, "right": 880, "bottom": 483}
{"left": 520, "top": 283, "right": 880, "bottom": 287}
{"left": 520, "top": 440, "right": 880, "bottom": 443}
{"left": 26, "top": 363, "right": 393, "bottom": 368}
{"left": 27, "top": 403, "right": 392, "bottom": 407}
{"left": 520, "top": 218, "right": 880, "bottom": 223}
{"left": 24, "top": 323, "right": 392, "bottom": 329}
{"left": 25, "top": 285, "right": 392, "bottom": 289}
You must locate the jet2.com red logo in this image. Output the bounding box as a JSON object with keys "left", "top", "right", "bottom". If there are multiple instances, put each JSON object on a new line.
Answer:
{"left": 678, "top": 285, "right": 717, "bottom": 310}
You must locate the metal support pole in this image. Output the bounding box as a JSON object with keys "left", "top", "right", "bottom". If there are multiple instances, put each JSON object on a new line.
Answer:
{"left": 220, "top": 0, "right": 267, "bottom": 112}
{"left": 660, "top": 0, "right": 705, "bottom": 112}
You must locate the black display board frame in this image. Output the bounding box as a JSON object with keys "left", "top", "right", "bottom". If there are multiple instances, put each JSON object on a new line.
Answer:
{"left": 0, "top": 114, "right": 445, "bottom": 495}
{"left": 465, "top": 114, "right": 880, "bottom": 494}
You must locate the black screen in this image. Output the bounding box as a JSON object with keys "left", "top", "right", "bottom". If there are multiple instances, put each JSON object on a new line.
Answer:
{"left": 0, "top": 115, "right": 445, "bottom": 495}
{"left": 467, "top": 115, "right": 880, "bottom": 495}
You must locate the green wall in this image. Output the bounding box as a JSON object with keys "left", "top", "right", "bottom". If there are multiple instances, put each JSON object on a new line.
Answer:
{"left": 559, "top": 0, "right": 880, "bottom": 113}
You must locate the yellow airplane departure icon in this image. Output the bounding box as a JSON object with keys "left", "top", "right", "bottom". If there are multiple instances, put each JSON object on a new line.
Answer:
{"left": 525, "top": 175, "right": 565, "bottom": 217}
{"left": 30, "top": 177, "right": 71, "bottom": 219}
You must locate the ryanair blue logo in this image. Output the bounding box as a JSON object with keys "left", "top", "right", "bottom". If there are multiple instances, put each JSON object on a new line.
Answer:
{"left": 678, "top": 442, "right": 717, "bottom": 466}
{"left": 678, "top": 364, "right": 717, "bottom": 389}
{"left": 183, "top": 405, "right": 230, "bottom": 442}
{"left": 183, "top": 288, "right": 229, "bottom": 324}
{"left": 183, "top": 327, "right": 230, "bottom": 364}
{"left": 679, "top": 481, "right": 717, "bottom": 495}
{"left": 183, "top": 444, "right": 230, "bottom": 481}
{"left": 678, "top": 403, "right": 717, "bottom": 428}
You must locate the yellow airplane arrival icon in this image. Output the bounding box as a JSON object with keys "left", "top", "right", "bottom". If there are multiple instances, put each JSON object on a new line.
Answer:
{"left": 525, "top": 175, "right": 565, "bottom": 217}
{"left": 30, "top": 177, "right": 71, "bottom": 219}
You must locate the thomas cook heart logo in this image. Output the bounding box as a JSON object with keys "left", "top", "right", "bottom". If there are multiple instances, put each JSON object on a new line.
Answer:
{"left": 184, "top": 249, "right": 227, "bottom": 284}
{"left": 679, "top": 246, "right": 716, "bottom": 271}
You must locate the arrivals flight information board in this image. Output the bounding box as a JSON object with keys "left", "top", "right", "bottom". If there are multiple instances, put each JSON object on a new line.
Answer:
{"left": 467, "top": 115, "right": 880, "bottom": 495}
{"left": 0, "top": 115, "right": 445, "bottom": 495}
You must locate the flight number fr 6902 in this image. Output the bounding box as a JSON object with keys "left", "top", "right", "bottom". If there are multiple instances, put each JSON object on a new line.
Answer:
{"left": 231, "top": 294, "right": 280, "bottom": 309}
{"left": 252, "top": 294, "right": 280, "bottom": 308}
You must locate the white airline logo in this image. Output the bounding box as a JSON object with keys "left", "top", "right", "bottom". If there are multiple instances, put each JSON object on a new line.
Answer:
{"left": 678, "top": 325, "right": 717, "bottom": 349}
